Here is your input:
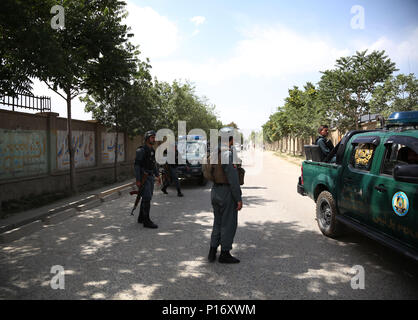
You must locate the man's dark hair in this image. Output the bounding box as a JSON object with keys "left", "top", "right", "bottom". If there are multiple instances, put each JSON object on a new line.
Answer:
{"left": 318, "top": 125, "right": 329, "bottom": 134}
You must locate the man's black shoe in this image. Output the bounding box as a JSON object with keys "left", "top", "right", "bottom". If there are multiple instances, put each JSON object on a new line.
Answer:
{"left": 143, "top": 220, "right": 158, "bottom": 229}
{"left": 218, "top": 251, "right": 240, "bottom": 264}
{"left": 177, "top": 192, "right": 184, "bottom": 197}
{"left": 208, "top": 247, "right": 217, "bottom": 262}
{"left": 161, "top": 187, "right": 168, "bottom": 194}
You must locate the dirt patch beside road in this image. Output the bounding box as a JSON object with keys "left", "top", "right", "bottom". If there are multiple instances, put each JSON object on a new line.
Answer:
{"left": 273, "top": 151, "right": 304, "bottom": 166}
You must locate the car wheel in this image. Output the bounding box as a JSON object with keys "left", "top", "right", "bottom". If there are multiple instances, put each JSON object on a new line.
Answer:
{"left": 316, "top": 190, "right": 343, "bottom": 238}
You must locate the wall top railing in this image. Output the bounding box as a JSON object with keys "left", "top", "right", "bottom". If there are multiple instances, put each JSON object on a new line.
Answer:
{"left": 0, "top": 93, "right": 51, "bottom": 113}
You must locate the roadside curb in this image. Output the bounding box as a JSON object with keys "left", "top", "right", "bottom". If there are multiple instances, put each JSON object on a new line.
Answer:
{"left": 0, "top": 181, "right": 135, "bottom": 244}
{"left": 0, "top": 220, "right": 44, "bottom": 244}
{"left": 43, "top": 208, "right": 78, "bottom": 225}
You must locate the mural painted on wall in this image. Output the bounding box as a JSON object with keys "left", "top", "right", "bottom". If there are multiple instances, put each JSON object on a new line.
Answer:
{"left": 57, "top": 131, "right": 95, "bottom": 170}
{"left": 102, "top": 132, "right": 125, "bottom": 164}
{"left": 0, "top": 129, "right": 48, "bottom": 179}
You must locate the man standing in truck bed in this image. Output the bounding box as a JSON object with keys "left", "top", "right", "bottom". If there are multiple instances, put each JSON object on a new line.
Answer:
{"left": 315, "top": 125, "right": 335, "bottom": 161}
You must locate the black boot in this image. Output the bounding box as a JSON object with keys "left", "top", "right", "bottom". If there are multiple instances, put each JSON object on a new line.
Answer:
{"left": 144, "top": 220, "right": 158, "bottom": 229}
{"left": 218, "top": 250, "right": 240, "bottom": 264}
{"left": 142, "top": 200, "right": 158, "bottom": 229}
{"left": 161, "top": 186, "right": 168, "bottom": 194}
{"left": 208, "top": 247, "right": 217, "bottom": 262}
{"left": 177, "top": 189, "right": 184, "bottom": 197}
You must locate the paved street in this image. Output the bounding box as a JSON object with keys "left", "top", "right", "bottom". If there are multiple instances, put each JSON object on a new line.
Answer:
{"left": 0, "top": 151, "right": 417, "bottom": 300}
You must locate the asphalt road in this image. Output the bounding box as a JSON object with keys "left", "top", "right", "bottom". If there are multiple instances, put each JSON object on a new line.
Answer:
{"left": 0, "top": 151, "right": 417, "bottom": 300}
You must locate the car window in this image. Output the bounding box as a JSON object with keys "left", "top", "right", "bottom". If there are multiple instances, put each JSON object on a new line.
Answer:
{"left": 350, "top": 143, "right": 376, "bottom": 171}
{"left": 381, "top": 143, "right": 418, "bottom": 175}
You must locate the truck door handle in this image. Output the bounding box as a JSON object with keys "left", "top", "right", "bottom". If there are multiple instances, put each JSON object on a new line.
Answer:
{"left": 374, "top": 184, "right": 387, "bottom": 193}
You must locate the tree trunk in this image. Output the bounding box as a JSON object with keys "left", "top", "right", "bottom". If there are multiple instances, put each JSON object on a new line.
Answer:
{"left": 293, "top": 137, "right": 296, "bottom": 156}
{"left": 66, "top": 90, "right": 77, "bottom": 194}
{"left": 301, "top": 138, "right": 305, "bottom": 157}
{"left": 114, "top": 130, "right": 119, "bottom": 183}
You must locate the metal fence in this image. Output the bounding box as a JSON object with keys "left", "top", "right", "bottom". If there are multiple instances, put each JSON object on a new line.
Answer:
{"left": 0, "top": 93, "right": 51, "bottom": 113}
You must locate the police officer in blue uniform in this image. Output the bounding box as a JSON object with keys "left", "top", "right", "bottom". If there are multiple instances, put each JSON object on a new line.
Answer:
{"left": 134, "top": 130, "right": 161, "bottom": 229}
{"left": 208, "top": 129, "right": 243, "bottom": 263}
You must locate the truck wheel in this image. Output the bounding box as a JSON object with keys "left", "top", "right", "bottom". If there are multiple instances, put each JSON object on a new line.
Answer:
{"left": 316, "top": 191, "right": 342, "bottom": 238}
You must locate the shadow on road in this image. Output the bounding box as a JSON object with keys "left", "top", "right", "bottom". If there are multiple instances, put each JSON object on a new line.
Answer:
{"left": 0, "top": 184, "right": 417, "bottom": 300}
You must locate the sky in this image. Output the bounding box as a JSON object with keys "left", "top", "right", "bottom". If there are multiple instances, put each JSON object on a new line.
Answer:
{"left": 30, "top": 0, "right": 418, "bottom": 135}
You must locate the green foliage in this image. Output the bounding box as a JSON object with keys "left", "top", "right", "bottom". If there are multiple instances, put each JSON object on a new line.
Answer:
{"left": 262, "top": 108, "right": 290, "bottom": 143}
{"left": 370, "top": 73, "right": 418, "bottom": 118}
{"left": 318, "top": 50, "right": 397, "bottom": 131}
{"left": 0, "top": 0, "right": 56, "bottom": 96}
{"left": 82, "top": 59, "right": 155, "bottom": 137}
{"left": 262, "top": 83, "right": 326, "bottom": 143}
{"left": 1, "top": 0, "right": 224, "bottom": 191}
{"left": 153, "top": 80, "right": 223, "bottom": 137}
{"left": 263, "top": 50, "right": 405, "bottom": 142}
{"left": 1, "top": 0, "right": 140, "bottom": 194}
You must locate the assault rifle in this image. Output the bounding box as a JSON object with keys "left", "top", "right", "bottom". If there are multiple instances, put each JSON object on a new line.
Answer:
{"left": 129, "top": 172, "right": 149, "bottom": 215}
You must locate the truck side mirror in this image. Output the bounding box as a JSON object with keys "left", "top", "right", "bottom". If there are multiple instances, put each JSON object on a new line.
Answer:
{"left": 393, "top": 164, "right": 418, "bottom": 184}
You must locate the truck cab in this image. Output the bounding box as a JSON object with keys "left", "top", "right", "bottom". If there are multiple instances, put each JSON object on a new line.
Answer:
{"left": 297, "top": 111, "right": 418, "bottom": 261}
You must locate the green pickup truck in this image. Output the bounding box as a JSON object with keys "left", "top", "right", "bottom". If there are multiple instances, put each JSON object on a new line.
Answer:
{"left": 297, "top": 111, "right": 418, "bottom": 261}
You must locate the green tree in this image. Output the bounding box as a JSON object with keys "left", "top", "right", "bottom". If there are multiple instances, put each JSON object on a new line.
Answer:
{"left": 370, "top": 73, "right": 418, "bottom": 118}
{"left": 3, "top": 0, "right": 138, "bottom": 193}
{"left": 318, "top": 50, "right": 397, "bottom": 132}
{"left": 82, "top": 60, "right": 154, "bottom": 182}
{"left": 0, "top": 0, "right": 56, "bottom": 96}
{"left": 262, "top": 108, "right": 291, "bottom": 143}
{"left": 154, "top": 80, "right": 222, "bottom": 137}
{"left": 263, "top": 83, "right": 326, "bottom": 152}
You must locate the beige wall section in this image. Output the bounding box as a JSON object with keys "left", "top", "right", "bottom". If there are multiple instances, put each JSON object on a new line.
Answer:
{"left": 0, "top": 129, "right": 48, "bottom": 179}
{"left": 56, "top": 130, "right": 96, "bottom": 169}
{"left": 101, "top": 132, "right": 125, "bottom": 164}
{"left": 0, "top": 109, "right": 144, "bottom": 206}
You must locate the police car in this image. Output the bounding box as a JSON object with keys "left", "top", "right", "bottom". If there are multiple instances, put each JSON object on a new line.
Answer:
{"left": 297, "top": 111, "right": 418, "bottom": 261}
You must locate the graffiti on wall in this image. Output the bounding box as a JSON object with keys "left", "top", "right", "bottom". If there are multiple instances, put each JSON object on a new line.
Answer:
{"left": 102, "top": 132, "right": 125, "bottom": 164}
{"left": 0, "top": 129, "right": 48, "bottom": 179}
{"left": 57, "top": 131, "right": 95, "bottom": 170}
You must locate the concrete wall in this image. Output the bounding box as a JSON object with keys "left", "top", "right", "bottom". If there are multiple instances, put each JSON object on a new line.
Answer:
{"left": 0, "top": 129, "right": 48, "bottom": 179}
{"left": 0, "top": 109, "right": 143, "bottom": 209}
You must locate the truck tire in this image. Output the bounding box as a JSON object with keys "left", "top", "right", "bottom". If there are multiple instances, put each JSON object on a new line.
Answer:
{"left": 316, "top": 191, "right": 342, "bottom": 238}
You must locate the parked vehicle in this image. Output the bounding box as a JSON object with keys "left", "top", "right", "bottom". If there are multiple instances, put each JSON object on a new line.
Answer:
{"left": 298, "top": 111, "right": 418, "bottom": 261}
{"left": 176, "top": 135, "right": 207, "bottom": 185}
